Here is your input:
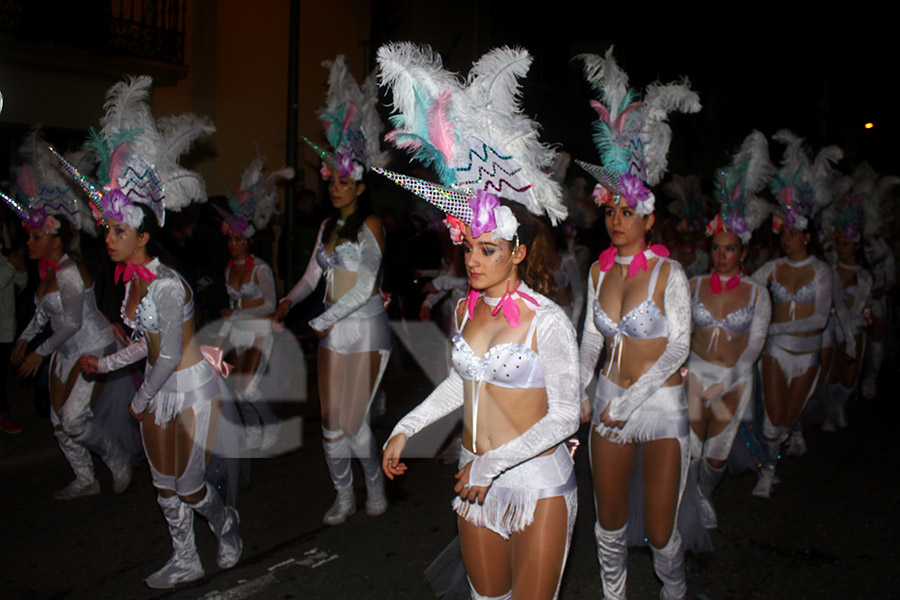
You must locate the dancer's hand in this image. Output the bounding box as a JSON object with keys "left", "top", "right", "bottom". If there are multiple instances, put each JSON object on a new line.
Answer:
{"left": 382, "top": 434, "right": 408, "bottom": 480}
{"left": 419, "top": 304, "right": 431, "bottom": 322}
{"left": 127, "top": 405, "right": 144, "bottom": 421}
{"left": 272, "top": 299, "right": 292, "bottom": 322}
{"left": 79, "top": 355, "right": 99, "bottom": 374}
{"left": 454, "top": 462, "right": 489, "bottom": 504}
{"left": 17, "top": 351, "right": 43, "bottom": 378}
{"left": 313, "top": 326, "right": 331, "bottom": 339}
{"left": 10, "top": 339, "right": 27, "bottom": 365}
{"left": 599, "top": 404, "right": 626, "bottom": 429}
{"left": 580, "top": 398, "right": 592, "bottom": 423}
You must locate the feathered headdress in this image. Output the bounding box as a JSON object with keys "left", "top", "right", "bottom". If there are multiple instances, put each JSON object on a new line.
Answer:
{"left": 705, "top": 130, "right": 774, "bottom": 244}
{"left": 663, "top": 174, "right": 710, "bottom": 233}
{"left": 825, "top": 162, "right": 900, "bottom": 245}
{"left": 0, "top": 128, "right": 95, "bottom": 237}
{"left": 374, "top": 42, "right": 566, "bottom": 245}
{"left": 53, "top": 75, "right": 215, "bottom": 228}
{"left": 306, "top": 55, "right": 388, "bottom": 181}
{"left": 769, "top": 129, "right": 842, "bottom": 233}
{"left": 575, "top": 47, "right": 701, "bottom": 216}
{"left": 220, "top": 150, "right": 294, "bottom": 238}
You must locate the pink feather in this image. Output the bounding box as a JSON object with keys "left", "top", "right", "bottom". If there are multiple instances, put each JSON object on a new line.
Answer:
{"left": 589, "top": 100, "right": 611, "bottom": 124}
{"left": 612, "top": 101, "right": 643, "bottom": 133}
{"left": 427, "top": 89, "right": 456, "bottom": 162}
{"left": 341, "top": 102, "right": 357, "bottom": 137}
{"left": 16, "top": 164, "right": 41, "bottom": 197}
{"left": 107, "top": 143, "right": 132, "bottom": 186}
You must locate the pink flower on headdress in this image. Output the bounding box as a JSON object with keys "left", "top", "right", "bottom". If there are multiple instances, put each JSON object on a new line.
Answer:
{"left": 44, "top": 215, "right": 60, "bottom": 234}
{"left": 100, "top": 188, "right": 130, "bottom": 222}
{"left": 468, "top": 190, "right": 500, "bottom": 239}
{"left": 336, "top": 152, "right": 355, "bottom": 177}
{"left": 220, "top": 220, "right": 231, "bottom": 235}
{"left": 620, "top": 173, "right": 651, "bottom": 207}
{"left": 26, "top": 207, "right": 48, "bottom": 231}
{"left": 771, "top": 214, "right": 784, "bottom": 234}
{"left": 319, "top": 163, "right": 333, "bottom": 180}
{"left": 706, "top": 213, "right": 725, "bottom": 237}
{"left": 443, "top": 214, "right": 464, "bottom": 244}
{"left": 235, "top": 190, "right": 252, "bottom": 204}
{"left": 592, "top": 184, "right": 612, "bottom": 206}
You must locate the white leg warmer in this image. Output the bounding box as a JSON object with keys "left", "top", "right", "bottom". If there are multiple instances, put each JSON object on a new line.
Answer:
{"left": 144, "top": 494, "right": 204, "bottom": 589}
{"left": 650, "top": 530, "right": 686, "bottom": 600}
{"left": 594, "top": 522, "right": 628, "bottom": 600}
{"left": 347, "top": 422, "right": 387, "bottom": 516}
{"left": 322, "top": 427, "right": 355, "bottom": 525}
{"left": 190, "top": 482, "right": 242, "bottom": 569}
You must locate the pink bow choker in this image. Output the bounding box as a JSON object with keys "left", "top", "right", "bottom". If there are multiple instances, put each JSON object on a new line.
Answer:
{"left": 115, "top": 260, "right": 157, "bottom": 284}
{"left": 38, "top": 258, "right": 61, "bottom": 280}
{"left": 709, "top": 271, "right": 740, "bottom": 294}
{"left": 465, "top": 280, "right": 540, "bottom": 328}
{"left": 598, "top": 245, "right": 670, "bottom": 278}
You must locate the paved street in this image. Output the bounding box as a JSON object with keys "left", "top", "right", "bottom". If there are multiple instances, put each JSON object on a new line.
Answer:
{"left": 2, "top": 341, "right": 898, "bottom": 599}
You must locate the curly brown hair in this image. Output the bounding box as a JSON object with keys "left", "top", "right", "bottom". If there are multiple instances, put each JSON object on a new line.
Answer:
{"left": 501, "top": 199, "right": 561, "bottom": 302}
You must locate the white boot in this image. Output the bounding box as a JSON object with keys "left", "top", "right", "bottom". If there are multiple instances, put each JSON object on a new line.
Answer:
{"left": 76, "top": 421, "right": 133, "bottom": 494}
{"left": 322, "top": 427, "right": 356, "bottom": 525}
{"left": 594, "top": 522, "right": 627, "bottom": 600}
{"left": 52, "top": 429, "right": 100, "bottom": 500}
{"left": 697, "top": 460, "right": 725, "bottom": 529}
{"left": 347, "top": 423, "right": 388, "bottom": 516}
{"left": 651, "top": 530, "right": 686, "bottom": 600}
{"left": 144, "top": 494, "right": 204, "bottom": 589}
{"left": 784, "top": 430, "right": 807, "bottom": 457}
{"left": 190, "top": 482, "right": 242, "bottom": 569}
{"left": 467, "top": 577, "right": 512, "bottom": 599}
{"left": 752, "top": 464, "right": 776, "bottom": 499}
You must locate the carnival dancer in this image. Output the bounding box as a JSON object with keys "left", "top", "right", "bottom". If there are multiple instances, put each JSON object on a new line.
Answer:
{"left": 858, "top": 165, "right": 898, "bottom": 400}
{"left": 576, "top": 47, "right": 700, "bottom": 600}
{"left": 819, "top": 165, "right": 880, "bottom": 429}
{"left": 67, "top": 76, "right": 242, "bottom": 588}
{"left": 686, "top": 131, "right": 772, "bottom": 528}
{"left": 751, "top": 130, "right": 840, "bottom": 497}
{"left": 218, "top": 151, "right": 293, "bottom": 449}
{"left": 377, "top": 43, "right": 579, "bottom": 600}
{"left": 6, "top": 130, "right": 133, "bottom": 499}
{"left": 272, "top": 55, "right": 391, "bottom": 525}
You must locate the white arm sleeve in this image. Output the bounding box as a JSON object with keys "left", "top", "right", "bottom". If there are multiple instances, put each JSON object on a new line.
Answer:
{"left": 97, "top": 336, "right": 148, "bottom": 373}
{"left": 18, "top": 305, "right": 49, "bottom": 345}
{"left": 751, "top": 260, "right": 774, "bottom": 288}
{"left": 130, "top": 278, "right": 185, "bottom": 414}
{"left": 309, "top": 222, "right": 383, "bottom": 332}
{"left": 35, "top": 263, "right": 84, "bottom": 357}
{"left": 283, "top": 222, "right": 325, "bottom": 307}
{"left": 608, "top": 260, "right": 691, "bottom": 422}
{"left": 468, "top": 306, "right": 581, "bottom": 487}
{"left": 578, "top": 264, "right": 605, "bottom": 402}
{"left": 768, "top": 261, "right": 833, "bottom": 335}
{"left": 230, "top": 262, "right": 277, "bottom": 319}
{"left": 721, "top": 283, "right": 772, "bottom": 393}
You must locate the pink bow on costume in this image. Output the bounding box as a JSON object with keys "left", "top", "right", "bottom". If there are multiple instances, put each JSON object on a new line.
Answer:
{"left": 490, "top": 280, "right": 539, "bottom": 328}
{"left": 199, "top": 345, "right": 233, "bottom": 378}
{"left": 114, "top": 261, "right": 157, "bottom": 284}
{"left": 709, "top": 271, "right": 740, "bottom": 294}
{"left": 38, "top": 258, "right": 60, "bottom": 280}
{"left": 598, "top": 245, "right": 670, "bottom": 278}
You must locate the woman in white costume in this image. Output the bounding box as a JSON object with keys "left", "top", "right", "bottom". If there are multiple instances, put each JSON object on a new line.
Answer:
{"left": 218, "top": 152, "right": 292, "bottom": 449}
{"left": 67, "top": 76, "right": 242, "bottom": 588}
{"left": 819, "top": 166, "right": 880, "bottom": 429}
{"left": 686, "top": 131, "right": 772, "bottom": 527}
{"left": 751, "top": 130, "right": 841, "bottom": 497}
{"left": 273, "top": 56, "right": 391, "bottom": 525}
{"left": 6, "top": 134, "right": 132, "bottom": 499}
{"left": 576, "top": 48, "right": 700, "bottom": 600}
{"left": 377, "top": 43, "right": 579, "bottom": 600}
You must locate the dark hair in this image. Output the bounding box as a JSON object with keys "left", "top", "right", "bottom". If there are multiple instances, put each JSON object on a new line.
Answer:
{"left": 135, "top": 204, "right": 181, "bottom": 271}
{"left": 55, "top": 218, "right": 79, "bottom": 257}
{"left": 500, "top": 199, "right": 560, "bottom": 301}
{"left": 322, "top": 177, "right": 372, "bottom": 243}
